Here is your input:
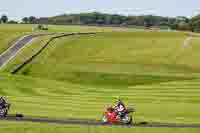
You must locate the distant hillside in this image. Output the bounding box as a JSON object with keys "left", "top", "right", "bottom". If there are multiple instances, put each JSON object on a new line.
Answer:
{"left": 33, "top": 12, "right": 200, "bottom": 31}
{"left": 35, "top": 12, "right": 182, "bottom": 29}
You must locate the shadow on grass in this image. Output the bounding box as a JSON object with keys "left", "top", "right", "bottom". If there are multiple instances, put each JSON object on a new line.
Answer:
{"left": 55, "top": 71, "right": 194, "bottom": 87}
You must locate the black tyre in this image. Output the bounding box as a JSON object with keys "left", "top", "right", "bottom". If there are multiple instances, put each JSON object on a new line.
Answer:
{"left": 0, "top": 108, "right": 8, "bottom": 118}
{"left": 122, "top": 115, "right": 133, "bottom": 124}
{"left": 126, "top": 116, "right": 133, "bottom": 124}
{"left": 3, "top": 109, "right": 8, "bottom": 117}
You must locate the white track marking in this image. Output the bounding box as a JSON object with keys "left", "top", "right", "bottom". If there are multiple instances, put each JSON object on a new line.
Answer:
{"left": 178, "top": 35, "right": 193, "bottom": 55}
{"left": 182, "top": 36, "right": 192, "bottom": 48}
{"left": 0, "top": 35, "right": 28, "bottom": 58}
{"left": 170, "top": 33, "right": 195, "bottom": 64}
{"left": 0, "top": 36, "right": 34, "bottom": 70}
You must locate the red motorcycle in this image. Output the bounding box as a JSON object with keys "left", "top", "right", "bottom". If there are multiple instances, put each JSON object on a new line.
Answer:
{"left": 102, "top": 106, "right": 135, "bottom": 124}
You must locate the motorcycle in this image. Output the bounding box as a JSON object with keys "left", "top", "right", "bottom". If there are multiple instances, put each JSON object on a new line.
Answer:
{"left": 0, "top": 103, "right": 10, "bottom": 118}
{"left": 102, "top": 106, "right": 135, "bottom": 124}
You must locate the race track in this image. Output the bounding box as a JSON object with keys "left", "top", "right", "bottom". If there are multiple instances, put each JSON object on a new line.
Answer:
{"left": 0, "top": 34, "right": 49, "bottom": 69}
{"left": 1, "top": 115, "right": 200, "bottom": 128}
{"left": 0, "top": 33, "right": 199, "bottom": 128}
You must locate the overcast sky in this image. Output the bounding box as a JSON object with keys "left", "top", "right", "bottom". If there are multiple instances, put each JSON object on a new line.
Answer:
{"left": 1, "top": 0, "right": 200, "bottom": 20}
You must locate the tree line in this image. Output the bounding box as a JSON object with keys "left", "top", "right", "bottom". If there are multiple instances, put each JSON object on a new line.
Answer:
{"left": 32, "top": 12, "right": 200, "bottom": 32}
{"left": 1, "top": 12, "right": 200, "bottom": 32}
{"left": 0, "top": 15, "right": 36, "bottom": 24}
{"left": 35, "top": 12, "right": 182, "bottom": 28}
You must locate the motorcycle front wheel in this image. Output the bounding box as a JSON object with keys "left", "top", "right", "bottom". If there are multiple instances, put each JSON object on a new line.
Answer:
{"left": 122, "top": 115, "right": 132, "bottom": 124}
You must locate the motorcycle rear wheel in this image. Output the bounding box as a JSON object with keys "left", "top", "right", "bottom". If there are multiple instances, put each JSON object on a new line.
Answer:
{"left": 0, "top": 108, "right": 8, "bottom": 118}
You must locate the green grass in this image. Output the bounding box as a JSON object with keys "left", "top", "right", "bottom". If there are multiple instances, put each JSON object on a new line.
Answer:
{"left": 1, "top": 121, "right": 200, "bottom": 133}
{"left": 175, "top": 37, "right": 200, "bottom": 69}
{"left": 1, "top": 27, "right": 200, "bottom": 132}
{"left": 0, "top": 73, "right": 200, "bottom": 124}
{"left": 0, "top": 24, "right": 37, "bottom": 54}
{"left": 9, "top": 31, "right": 200, "bottom": 85}
{"left": 0, "top": 24, "right": 137, "bottom": 54}
{"left": 0, "top": 121, "right": 200, "bottom": 133}
{"left": 1, "top": 35, "right": 54, "bottom": 72}
{"left": 0, "top": 32, "right": 22, "bottom": 54}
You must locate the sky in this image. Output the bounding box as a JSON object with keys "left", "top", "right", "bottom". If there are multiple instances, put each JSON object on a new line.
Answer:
{"left": 0, "top": 0, "right": 200, "bottom": 20}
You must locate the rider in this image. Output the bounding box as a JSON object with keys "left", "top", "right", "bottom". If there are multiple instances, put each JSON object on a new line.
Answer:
{"left": 0, "top": 97, "right": 6, "bottom": 108}
{"left": 106, "top": 105, "right": 116, "bottom": 118}
{"left": 114, "top": 97, "right": 126, "bottom": 118}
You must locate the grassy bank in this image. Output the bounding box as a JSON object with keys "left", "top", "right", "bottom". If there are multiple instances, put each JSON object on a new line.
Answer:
{"left": 0, "top": 73, "right": 199, "bottom": 124}
{"left": 0, "top": 26, "right": 200, "bottom": 132}
{"left": 0, "top": 121, "right": 200, "bottom": 133}
{"left": 10, "top": 31, "right": 200, "bottom": 84}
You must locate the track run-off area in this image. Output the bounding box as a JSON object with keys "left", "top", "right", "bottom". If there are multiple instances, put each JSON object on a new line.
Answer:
{"left": 0, "top": 116, "right": 200, "bottom": 128}
{"left": 1, "top": 31, "right": 200, "bottom": 130}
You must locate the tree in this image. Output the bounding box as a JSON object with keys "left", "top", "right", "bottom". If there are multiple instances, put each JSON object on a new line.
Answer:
{"left": 125, "top": 16, "right": 137, "bottom": 25}
{"left": 37, "top": 24, "right": 48, "bottom": 30}
{"left": 34, "top": 12, "right": 193, "bottom": 30}
{"left": 177, "top": 21, "right": 191, "bottom": 31}
{"left": 110, "top": 15, "right": 123, "bottom": 25}
{"left": 7, "top": 20, "right": 18, "bottom": 24}
{"left": 29, "top": 16, "right": 36, "bottom": 24}
{"left": 22, "top": 17, "right": 29, "bottom": 24}
{"left": 1, "top": 15, "right": 8, "bottom": 23}
{"left": 190, "top": 15, "right": 200, "bottom": 32}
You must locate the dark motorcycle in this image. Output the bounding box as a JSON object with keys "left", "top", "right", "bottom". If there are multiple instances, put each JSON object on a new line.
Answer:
{"left": 0, "top": 103, "right": 10, "bottom": 117}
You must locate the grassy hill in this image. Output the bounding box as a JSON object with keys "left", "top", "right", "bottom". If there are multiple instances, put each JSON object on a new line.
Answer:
{"left": 1, "top": 30, "right": 200, "bottom": 123}
{"left": 7, "top": 31, "right": 200, "bottom": 85}
{"left": 1, "top": 25, "right": 200, "bottom": 132}
{"left": 1, "top": 121, "right": 200, "bottom": 133}
{"left": 0, "top": 73, "right": 200, "bottom": 124}
{"left": 0, "top": 24, "right": 135, "bottom": 54}
{"left": 0, "top": 24, "right": 32, "bottom": 53}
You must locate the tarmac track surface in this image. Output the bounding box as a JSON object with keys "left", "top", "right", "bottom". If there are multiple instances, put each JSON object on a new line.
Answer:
{"left": 1, "top": 115, "right": 200, "bottom": 128}
{"left": 0, "top": 34, "right": 49, "bottom": 69}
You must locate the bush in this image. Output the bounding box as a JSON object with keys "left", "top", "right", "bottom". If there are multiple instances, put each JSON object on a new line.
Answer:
{"left": 7, "top": 20, "right": 18, "bottom": 24}
{"left": 177, "top": 22, "right": 191, "bottom": 31}
{"left": 37, "top": 24, "right": 48, "bottom": 30}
